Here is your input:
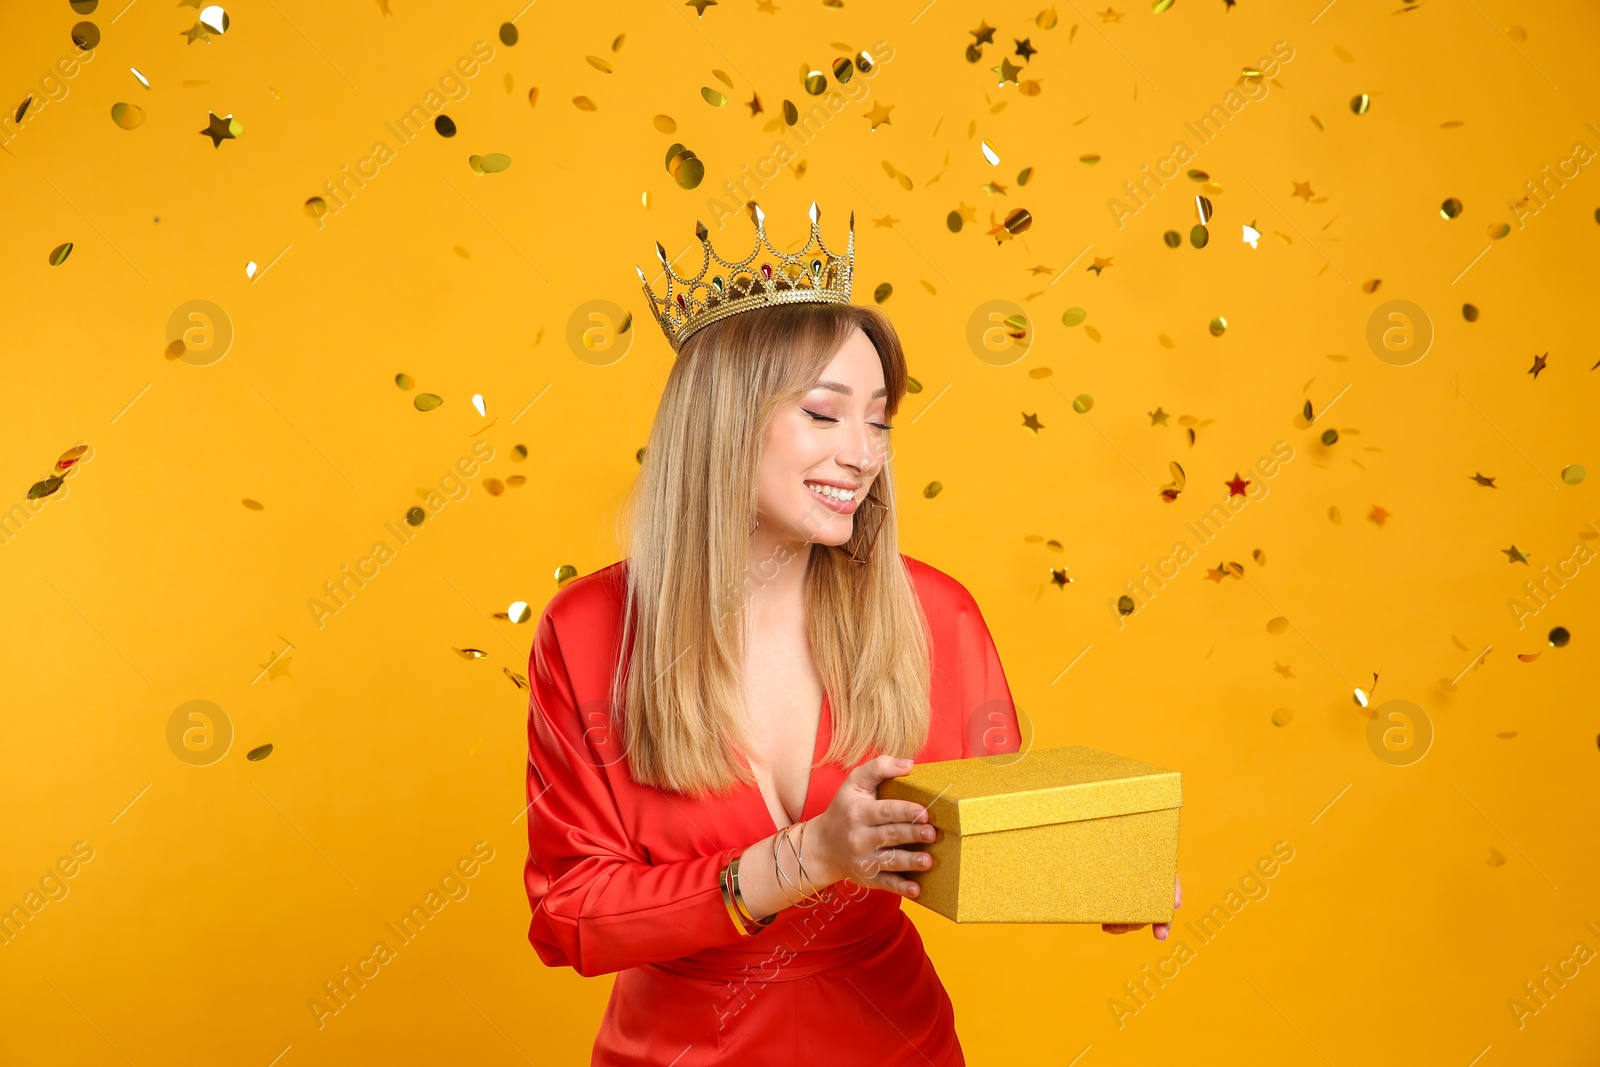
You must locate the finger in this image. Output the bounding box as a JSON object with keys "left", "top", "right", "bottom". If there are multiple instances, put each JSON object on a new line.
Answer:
{"left": 847, "top": 754, "right": 915, "bottom": 792}
{"left": 863, "top": 870, "right": 923, "bottom": 899}
{"left": 1153, "top": 922, "right": 1170, "bottom": 940}
{"left": 865, "top": 820, "right": 936, "bottom": 849}
{"left": 852, "top": 846, "right": 932, "bottom": 879}
{"left": 1101, "top": 923, "right": 1148, "bottom": 935}
{"left": 868, "top": 799, "right": 933, "bottom": 826}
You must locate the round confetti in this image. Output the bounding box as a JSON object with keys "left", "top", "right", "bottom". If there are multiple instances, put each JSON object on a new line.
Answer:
{"left": 199, "top": 5, "right": 228, "bottom": 33}
{"left": 555, "top": 565, "right": 579, "bottom": 586}
{"left": 1440, "top": 197, "right": 1463, "bottom": 219}
{"left": 832, "top": 56, "right": 854, "bottom": 84}
{"left": 304, "top": 197, "right": 326, "bottom": 219}
{"left": 923, "top": 481, "right": 943, "bottom": 498}
{"left": 405, "top": 506, "right": 426, "bottom": 526}
{"left": 1163, "top": 230, "right": 1181, "bottom": 248}
{"left": 1561, "top": 464, "right": 1585, "bottom": 485}
{"left": 1004, "top": 208, "right": 1032, "bottom": 235}
{"left": 499, "top": 22, "right": 518, "bottom": 46}
{"left": 1321, "top": 428, "right": 1339, "bottom": 445}
{"left": 1350, "top": 93, "right": 1370, "bottom": 115}
{"left": 653, "top": 114, "right": 677, "bottom": 133}
{"left": 701, "top": 86, "right": 728, "bottom": 107}
{"left": 1271, "top": 708, "right": 1294, "bottom": 727}
{"left": 414, "top": 393, "right": 443, "bottom": 411}
{"left": 1208, "top": 316, "right": 1227, "bottom": 336}
{"left": 434, "top": 114, "right": 456, "bottom": 137}
{"left": 469, "top": 153, "right": 513, "bottom": 174}
{"left": 1462, "top": 303, "right": 1479, "bottom": 322}
{"left": 782, "top": 100, "right": 798, "bottom": 125}
{"left": 246, "top": 743, "right": 273, "bottom": 761}
{"left": 804, "top": 70, "right": 827, "bottom": 95}
{"left": 1266, "top": 617, "right": 1290, "bottom": 634}
{"left": 1116, "top": 595, "right": 1135, "bottom": 616}
{"left": 946, "top": 210, "right": 963, "bottom": 232}
{"left": 1548, "top": 626, "right": 1570, "bottom": 648}
{"left": 49, "top": 242, "right": 73, "bottom": 266}
{"left": 1488, "top": 222, "right": 1511, "bottom": 239}
{"left": 71, "top": 0, "right": 98, "bottom": 11}
{"left": 873, "top": 282, "right": 892, "bottom": 303}
{"left": 1186, "top": 169, "right": 1209, "bottom": 182}
{"left": 395, "top": 373, "right": 414, "bottom": 389}
{"left": 1017, "top": 166, "right": 1033, "bottom": 185}
{"left": 1190, "top": 224, "right": 1209, "bottom": 249}
{"left": 1072, "top": 394, "right": 1093, "bottom": 413}
{"left": 71, "top": 21, "right": 99, "bottom": 49}
{"left": 1060, "top": 307, "right": 1086, "bottom": 327}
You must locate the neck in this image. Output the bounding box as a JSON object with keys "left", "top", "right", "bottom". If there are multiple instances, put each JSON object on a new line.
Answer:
{"left": 745, "top": 525, "right": 812, "bottom": 625}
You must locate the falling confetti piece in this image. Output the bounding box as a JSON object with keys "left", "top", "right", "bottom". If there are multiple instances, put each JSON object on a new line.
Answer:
{"left": 1463, "top": 303, "right": 1479, "bottom": 322}
{"left": 1190, "top": 224, "right": 1209, "bottom": 249}
{"left": 1163, "top": 230, "right": 1181, "bottom": 248}
{"left": 1321, "top": 429, "right": 1339, "bottom": 445}
{"left": 1496, "top": 731, "right": 1517, "bottom": 739}
{"left": 1018, "top": 167, "right": 1033, "bottom": 185}
{"left": 1352, "top": 686, "right": 1368, "bottom": 707}
{"left": 395, "top": 373, "right": 414, "bottom": 389}
{"left": 414, "top": 393, "right": 443, "bottom": 411}
{"left": 469, "top": 152, "right": 513, "bottom": 174}
{"left": 246, "top": 743, "right": 273, "bottom": 761}
{"left": 499, "top": 22, "right": 518, "bottom": 45}
{"left": 701, "top": 86, "right": 728, "bottom": 106}
{"left": 1440, "top": 197, "right": 1463, "bottom": 219}
{"left": 1116, "top": 595, "right": 1135, "bottom": 616}
{"left": 484, "top": 478, "right": 505, "bottom": 496}
{"left": 572, "top": 96, "right": 597, "bottom": 111}
{"left": 455, "top": 647, "right": 490, "bottom": 659}
{"left": 131, "top": 67, "right": 151, "bottom": 89}
{"left": 471, "top": 394, "right": 486, "bottom": 417}
{"left": 1518, "top": 652, "right": 1541, "bottom": 662}
{"left": 1486, "top": 848, "right": 1505, "bottom": 867}
{"left": 1072, "top": 394, "right": 1093, "bottom": 413}
{"left": 1242, "top": 222, "right": 1260, "bottom": 248}
{"left": 1549, "top": 626, "right": 1570, "bottom": 647}
{"left": 1084, "top": 326, "right": 1102, "bottom": 343}
{"left": 1561, "top": 465, "right": 1586, "bottom": 485}
{"left": 1270, "top": 708, "right": 1293, "bottom": 727}
{"left": 923, "top": 481, "right": 943, "bottom": 498}
{"left": 1079, "top": 153, "right": 1101, "bottom": 165}
{"left": 304, "top": 197, "right": 327, "bottom": 219}
{"left": 73, "top": 21, "right": 101, "bottom": 49}
{"left": 981, "top": 140, "right": 1000, "bottom": 165}
{"left": 200, "top": 5, "right": 229, "bottom": 33}
{"left": 1267, "top": 617, "right": 1290, "bottom": 634}
{"left": 1061, "top": 307, "right": 1086, "bottom": 327}
{"left": 1329, "top": 505, "right": 1342, "bottom": 524}
{"left": 242, "top": 498, "right": 263, "bottom": 510}
{"left": 111, "top": 102, "right": 144, "bottom": 129}
{"left": 1361, "top": 279, "right": 1382, "bottom": 294}
{"left": 49, "top": 242, "right": 73, "bottom": 266}
{"left": 1209, "top": 316, "right": 1227, "bottom": 336}
{"left": 554, "top": 565, "right": 579, "bottom": 588}
{"left": 1488, "top": 222, "right": 1511, "bottom": 239}
{"left": 1350, "top": 93, "right": 1370, "bottom": 115}
{"left": 435, "top": 114, "right": 457, "bottom": 137}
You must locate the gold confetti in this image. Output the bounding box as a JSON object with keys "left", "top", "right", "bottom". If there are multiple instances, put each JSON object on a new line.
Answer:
{"left": 414, "top": 393, "right": 443, "bottom": 411}
{"left": 1271, "top": 708, "right": 1294, "bottom": 727}
{"left": 49, "top": 242, "right": 73, "bottom": 266}
{"left": 1209, "top": 316, "right": 1227, "bottom": 335}
{"left": 701, "top": 86, "right": 728, "bottom": 107}
{"left": 586, "top": 55, "right": 614, "bottom": 73}
{"left": 1072, "top": 394, "right": 1093, "bottom": 413}
{"left": 1561, "top": 465, "right": 1586, "bottom": 485}
{"left": 246, "top": 743, "right": 273, "bottom": 761}
{"left": 454, "top": 648, "right": 490, "bottom": 659}
{"left": 1267, "top": 617, "right": 1290, "bottom": 634}
{"left": 572, "top": 96, "right": 597, "bottom": 111}
{"left": 923, "top": 481, "right": 943, "bottom": 498}
{"left": 469, "top": 153, "right": 512, "bottom": 174}
{"left": 110, "top": 102, "right": 145, "bottom": 129}
{"left": 1440, "top": 197, "right": 1463, "bottom": 219}
{"left": 873, "top": 282, "right": 892, "bottom": 302}
{"left": 1350, "top": 93, "right": 1370, "bottom": 115}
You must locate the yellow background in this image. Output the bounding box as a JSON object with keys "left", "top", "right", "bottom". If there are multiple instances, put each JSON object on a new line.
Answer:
{"left": 3, "top": 0, "right": 1597, "bottom": 1062}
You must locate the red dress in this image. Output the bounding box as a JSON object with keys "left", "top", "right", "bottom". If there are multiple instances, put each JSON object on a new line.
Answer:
{"left": 523, "top": 554, "right": 1021, "bottom": 1066}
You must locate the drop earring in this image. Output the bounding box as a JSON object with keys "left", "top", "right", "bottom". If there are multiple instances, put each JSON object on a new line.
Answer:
{"left": 844, "top": 499, "right": 887, "bottom": 564}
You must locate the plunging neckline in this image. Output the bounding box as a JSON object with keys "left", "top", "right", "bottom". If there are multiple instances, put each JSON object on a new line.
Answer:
{"left": 748, "top": 691, "right": 830, "bottom": 832}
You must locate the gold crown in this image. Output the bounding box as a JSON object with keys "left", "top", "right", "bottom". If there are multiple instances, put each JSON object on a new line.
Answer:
{"left": 636, "top": 201, "right": 855, "bottom": 353}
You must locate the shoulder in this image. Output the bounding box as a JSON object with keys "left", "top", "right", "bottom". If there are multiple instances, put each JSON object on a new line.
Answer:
{"left": 529, "top": 560, "right": 629, "bottom": 679}
{"left": 899, "top": 553, "right": 982, "bottom": 615}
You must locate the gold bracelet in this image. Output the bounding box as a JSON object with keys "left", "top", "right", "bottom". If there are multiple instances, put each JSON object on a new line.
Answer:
{"left": 777, "top": 822, "right": 825, "bottom": 908}
{"left": 792, "top": 819, "right": 836, "bottom": 904}
{"left": 771, "top": 823, "right": 806, "bottom": 908}
{"left": 730, "top": 854, "right": 774, "bottom": 930}
{"left": 720, "top": 858, "right": 759, "bottom": 937}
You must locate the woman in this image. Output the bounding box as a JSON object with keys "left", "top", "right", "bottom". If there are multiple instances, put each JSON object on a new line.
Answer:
{"left": 523, "top": 210, "right": 1175, "bottom": 1065}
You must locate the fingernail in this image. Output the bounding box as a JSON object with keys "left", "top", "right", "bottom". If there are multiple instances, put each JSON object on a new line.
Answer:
{"left": 899, "top": 758, "right": 914, "bottom": 769}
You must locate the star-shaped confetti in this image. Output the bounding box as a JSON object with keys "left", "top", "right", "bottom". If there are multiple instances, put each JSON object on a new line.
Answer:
{"left": 992, "top": 57, "right": 1023, "bottom": 85}
{"left": 1274, "top": 662, "right": 1295, "bottom": 678}
{"left": 199, "top": 111, "right": 240, "bottom": 147}
{"left": 986, "top": 212, "right": 1016, "bottom": 243}
{"left": 1205, "top": 563, "right": 1229, "bottom": 583}
{"left": 1528, "top": 352, "right": 1548, "bottom": 378}
{"left": 956, "top": 202, "right": 977, "bottom": 224}
{"left": 180, "top": 22, "right": 211, "bottom": 44}
{"left": 872, "top": 214, "right": 900, "bottom": 228}
{"left": 1050, "top": 567, "right": 1072, "bottom": 588}
{"left": 1022, "top": 412, "right": 1044, "bottom": 433}
{"left": 1014, "top": 38, "right": 1038, "bottom": 61}
{"left": 685, "top": 0, "right": 717, "bottom": 14}
{"left": 755, "top": 0, "right": 778, "bottom": 10}
{"left": 1369, "top": 505, "right": 1390, "bottom": 525}
{"left": 1027, "top": 264, "right": 1055, "bottom": 275}
{"left": 863, "top": 102, "right": 893, "bottom": 130}
{"left": 981, "top": 180, "right": 1008, "bottom": 195}
{"left": 1149, "top": 407, "right": 1170, "bottom": 425}
{"left": 970, "top": 21, "right": 997, "bottom": 45}
{"left": 1242, "top": 221, "right": 1261, "bottom": 248}
{"left": 1225, "top": 472, "right": 1251, "bottom": 496}
{"left": 1291, "top": 180, "right": 1314, "bottom": 202}
{"left": 746, "top": 92, "right": 763, "bottom": 117}
{"left": 259, "top": 653, "right": 293, "bottom": 681}
{"left": 1502, "top": 545, "right": 1530, "bottom": 564}
{"left": 1087, "top": 256, "right": 1113, "bottom": 275}
{"left": 1469, "top": 472, "right": 1497, "bottom": 487}
{"left": 1098, "top": 7, "right": 1124, "bottom": 21}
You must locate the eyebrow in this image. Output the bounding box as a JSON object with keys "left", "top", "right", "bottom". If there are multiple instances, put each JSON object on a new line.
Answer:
{"left": 813, "top": 379, "right": 889, "bottom": 399}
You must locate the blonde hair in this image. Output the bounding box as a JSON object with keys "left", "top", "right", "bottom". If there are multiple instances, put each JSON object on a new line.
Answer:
{"left": 612, "top": 302, "right": 931, "bottom": 796}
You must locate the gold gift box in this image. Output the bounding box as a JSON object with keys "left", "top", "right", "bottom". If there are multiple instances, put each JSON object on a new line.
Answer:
{"left": 877, "top": 746, "right": 1182, "bottom": 924}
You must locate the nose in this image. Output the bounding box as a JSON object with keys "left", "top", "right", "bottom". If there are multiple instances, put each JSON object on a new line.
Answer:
{"left": 838, "top": 420, "right": 887, "bottom": 477}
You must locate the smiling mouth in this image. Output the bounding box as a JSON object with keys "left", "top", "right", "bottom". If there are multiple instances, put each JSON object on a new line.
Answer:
{"left": 804, "top": 480, "right": 861, "bottom": 513}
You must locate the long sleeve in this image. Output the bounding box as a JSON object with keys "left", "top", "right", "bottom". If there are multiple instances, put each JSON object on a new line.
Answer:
{"left": 949, "top": 579, "right": 1023, "bottom": 759}
{"left": 523, "top": 603, "right": 750, "bottom": 978}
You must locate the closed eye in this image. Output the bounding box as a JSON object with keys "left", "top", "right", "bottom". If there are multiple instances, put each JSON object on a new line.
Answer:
{"left": 803, "top": 408, "right": 893, "bottom": 431}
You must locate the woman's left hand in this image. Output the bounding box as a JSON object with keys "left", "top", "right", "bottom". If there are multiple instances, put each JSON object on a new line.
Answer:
{"left": 1102, "top": 874, "right": 1181, "bottom": 940}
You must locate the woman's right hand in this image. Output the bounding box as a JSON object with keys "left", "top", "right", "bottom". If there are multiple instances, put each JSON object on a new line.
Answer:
{"left": 803, "top": 755, "right": 937, "bottom": 898}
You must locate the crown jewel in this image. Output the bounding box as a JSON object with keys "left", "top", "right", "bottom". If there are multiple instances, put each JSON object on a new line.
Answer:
{"left": 636, "top": 201, "right": 855, "bottom": 353}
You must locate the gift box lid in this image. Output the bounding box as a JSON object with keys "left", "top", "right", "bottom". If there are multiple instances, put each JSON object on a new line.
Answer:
{"left": 878, "top": 746, "right": 1182, "bottom": 835}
